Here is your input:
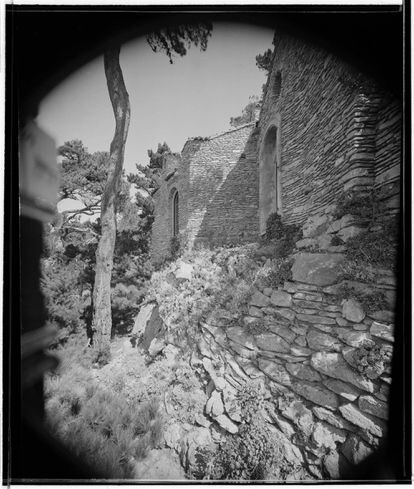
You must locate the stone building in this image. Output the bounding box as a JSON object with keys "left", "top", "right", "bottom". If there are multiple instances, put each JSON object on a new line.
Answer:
{"left": 151, "top": 31, "right": 401, "bottom": 264}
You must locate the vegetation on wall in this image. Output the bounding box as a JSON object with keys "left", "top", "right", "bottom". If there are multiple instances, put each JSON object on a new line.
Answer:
{"left": 336, "top": 284, "right": 388, "bottom": 313}
{"left": 345, "top": 224, "right": 398, "bottom": 269}
{"left": 229, "top": 95, "right": 262, "bottom": 128}
{"left": 352, "top": 342, "right": 392, "bottom": 379}
{"left": 333, "top": 190, "right": 373, "bottom": 221}
{"left": 255, "top": 48, "right": 273, "bottom": 75}
{"left": 332, "top": 189, "right": 399, "bottom": 276}
{"left": 208, "top": 382, "right": 290, "bottom": 480}
{"left": 147, "top": 246, "right": 258, "bottom": 344}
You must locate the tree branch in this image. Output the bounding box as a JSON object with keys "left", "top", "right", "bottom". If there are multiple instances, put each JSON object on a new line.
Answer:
{"left": 61, "top": 199, "right": 102, "bottom": 221}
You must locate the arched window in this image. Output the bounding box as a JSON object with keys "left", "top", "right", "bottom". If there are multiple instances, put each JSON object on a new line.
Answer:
{"left": 172, "top": 190, "right": 179, "bottom": 236}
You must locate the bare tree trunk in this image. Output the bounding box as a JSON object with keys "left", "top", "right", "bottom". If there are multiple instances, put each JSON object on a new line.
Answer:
{"left": 92, "top": 46, "right": 130, "bottom": 354}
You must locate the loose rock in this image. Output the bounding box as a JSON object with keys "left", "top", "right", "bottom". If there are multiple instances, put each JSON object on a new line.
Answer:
{"left": 292, "top": 253, "right": 344, "bottom": 286}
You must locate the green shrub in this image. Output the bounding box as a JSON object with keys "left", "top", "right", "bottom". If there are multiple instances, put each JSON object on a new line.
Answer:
{"left": 337, "top": 284, "right": 388, "bottom": 313}
{"left": 345, "top": 226, "right": 398, "bottom": 269}
{"left": 209, "top": 382, "right": 278, "bottom": 480}
{"left": 262, "top": 258, "right": 293, "bottom": 287}
{"left": 93, "top": 345, "right": 112, "bottom": 367}
{"left": 245, "top": 320, "right": 269, "bottom": 336}
{"left": 41, "top": 256, "right": 85, "bottom": 341}
{"left": 265, "top": 213, "right": 285, "bottom": 240}
{"left": 338, "top": 260, "right": 377, "bottom": 283}
{"left": 333, "top": 191, "right": 373, "bottom": 220}
{"left": 330, "top": 234, "right": 343, "bottom": 246}
{"left": 170, "top": 235, "right": 181, "bottom": 258}
{"left": 147, "top": 246, "right": 260, "bottom": 343}
{"left": 352, "top": 343, "right": 392, "bottom": 379}
{"left": 46, "top": 376, "right": 164, "bottom": 479}
{"left": 263, "top": 213, "right": 301, "bottom": 259}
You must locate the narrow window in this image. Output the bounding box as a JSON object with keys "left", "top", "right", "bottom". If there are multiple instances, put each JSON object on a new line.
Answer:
{"left": 172, "top": 191, "right": 179, "bottom": 236}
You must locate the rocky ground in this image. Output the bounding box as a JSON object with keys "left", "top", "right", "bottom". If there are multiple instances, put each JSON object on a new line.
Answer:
{"left": 46, "top": 206, "right": 397, "bottom": 481}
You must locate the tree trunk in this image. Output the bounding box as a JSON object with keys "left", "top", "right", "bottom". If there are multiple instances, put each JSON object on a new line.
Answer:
{"left": 92, "top": 46, "right": 130, "bottom": 353}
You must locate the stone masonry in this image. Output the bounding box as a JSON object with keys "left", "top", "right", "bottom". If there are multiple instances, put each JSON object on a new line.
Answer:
{"left": 152, "top": 124, "right": 259, "bottom": 264}
{"left": 151, "top": 30, "right": 401, "bottom": 264}
{"left": 258, "top": 32, "right": 401, "bottom": 229}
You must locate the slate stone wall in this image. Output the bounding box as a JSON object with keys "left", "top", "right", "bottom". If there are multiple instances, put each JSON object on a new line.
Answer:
{"left": 187, "top": 123, "right": 259, "bottom": 248}
{"left": 197, "top": 253, "right": 395, "bottom": 478}
{"left": 151, "top": 32, "right": 401, "bottom": 263}
{"left": 373, "top": 97, "right": 401, "bottom": 218}
{"left": 151, "top": 153, "right": 190, "bottom": 264}
{"left": 258, "top": 33, "right": 401, "bottom": 228}
{"left": 151, "top": 125, "right": 259, "bottom": 263}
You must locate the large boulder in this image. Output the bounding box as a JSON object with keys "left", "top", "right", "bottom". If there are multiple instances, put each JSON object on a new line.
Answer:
{"left": 131, "top": 303, "right": 157, "bottom": 338}
{"left": 292, "top": 253, "right": 344, "bottom": 286}
{"left": 141, "top": 304, "right": 165, "bottom": 350}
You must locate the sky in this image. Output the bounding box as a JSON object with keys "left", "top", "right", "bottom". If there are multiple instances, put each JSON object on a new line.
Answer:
{"left": 37, "top": 22, "right": 274, "bottom": 175}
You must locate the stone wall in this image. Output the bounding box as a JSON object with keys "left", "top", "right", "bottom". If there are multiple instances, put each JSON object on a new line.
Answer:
{"left": 194, "top": 253, "right": 395, "bottom": 479}
{"left": 142, "top": 238, "right": 395, "bottom": 479}
{"left": 151, "top": 31, "right": 401, "bottom": 263}
{"left": 258, "top": 33, "right": 401, "bottom": 229}
{"left": 151, "top": 153, "right": 190, "bottom": 264}
{"left": 187, "top": 123, "right": 259, "bottom": 247}
{"left": 151, "top": 124, "right": 259, "bottom": 263}
{"left": 374, "top": 97, "right": 401, "bottom": 218}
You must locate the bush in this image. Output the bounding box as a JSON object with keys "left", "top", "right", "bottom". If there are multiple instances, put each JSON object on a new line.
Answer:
{"left": 338, "top": 260, "right": 377, "bottom": 283}
{"left": 263, "top": 213, "right": 301, "bottom": 260}
{"left": 170, "top": 236, "right": 181, "bottom": 258}
{"left": 41, "top": 255, "right": 85, "bottom": 340}
{"left": 333, "top": 191, "right": 373, "bottom": 220}
{"left": 262, "top": 258, "right": 293, "bottom": 288}
{"left": 265, "top": 213, "right": 285, "bottom": 240}
{"left": 45, "top": 371, "right": 164, "bottom": 479}
{"left": 245, "top": 319, "right": 269, "bottom": 336}
{"left": 93, "top": 345, "right": 112, "bottom": 367}
{"left": 345, "top": 226, "right": 398, "bottom": 270}
{"left": 331, "top": 234, "right": 343, "bottom": 246}
{"left": 209, "top": 382, "right": 279, "bottom": 480}
{"left": 337, "top": 284, "right": 388, "bottom": 313}
{"left": 352, "top": 343, "right": 392, "bottom": 379}
{"left": 169, "top": 363, "right": 207, "bottom": 424}
{"left": 147, "top": 246, "right": 260, "bottom": 343}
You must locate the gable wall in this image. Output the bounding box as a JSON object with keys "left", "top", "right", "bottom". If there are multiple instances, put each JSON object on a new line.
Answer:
{"left": 186, "top": 124, "right": 260, "bottom": 248}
